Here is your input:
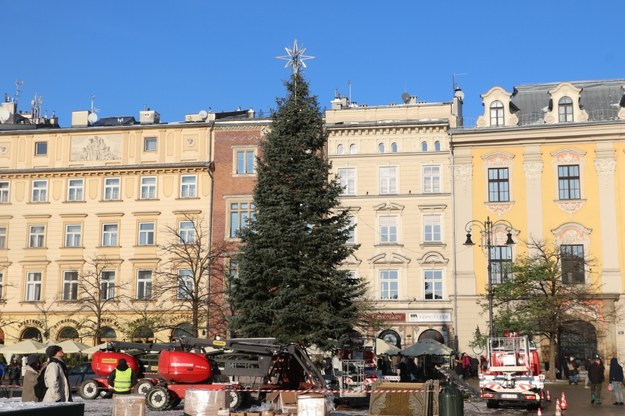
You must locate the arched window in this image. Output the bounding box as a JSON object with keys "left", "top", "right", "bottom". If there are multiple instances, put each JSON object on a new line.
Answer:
{"left": 58, "top": 327, "right": 79, "bottom": 341}
{"left": 559, "top": 96, "right": 574, "bottom": 122}
{"left": 21, "top": 327, "right": 42, "bottom": 341}
{"left": 378, "top": 143, "right": 385, "bottom": 153}
{"left": 349, "top": 144, "right": 357, "bottom": 154}
{"left": 418, "top": 329, "right": 445, "bottom": 343}
{"left": 336, "top": 144, "right": 344, "bottom": 155}
{"left": 490, "top": 100, "right": 504, "bottom": 126}
{"left": 391, "top": 142, "right": 398, "bottom": 153}
{"left": 434, "top": 141, "right": 441, "bottom": 151}
{"left": 132, "top": 326, "right": 154, "bottom": 342}
{"left": 421, "top": 141, "right": 428, "bottom": 152}
{"left": 172, "top": 323, "right": 194, "bottom": 339}
{"left": 98, "top": 326, "right": 117, "bottom": 343}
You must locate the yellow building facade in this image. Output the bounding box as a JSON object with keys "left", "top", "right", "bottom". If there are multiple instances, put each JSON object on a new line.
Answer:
{"left": 451, "top": 80, "right": 625, "bottom": 359}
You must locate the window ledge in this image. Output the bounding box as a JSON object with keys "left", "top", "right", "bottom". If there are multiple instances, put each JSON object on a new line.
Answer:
{"left": 375, "top": 243, "right": 403, "bottom": 248}
{"left": 420, "top": 242, "right": 446, "bottom": 248}
{"left": 64, "top": 200, "right": 87, "bottom": 204}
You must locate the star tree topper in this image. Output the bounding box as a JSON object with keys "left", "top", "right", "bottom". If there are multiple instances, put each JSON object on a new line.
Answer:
{"left": 277, "top": 39, "right": 314, "bottom": 74}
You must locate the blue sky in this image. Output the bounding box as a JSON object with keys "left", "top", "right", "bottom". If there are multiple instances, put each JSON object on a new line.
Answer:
{"left": 4, "top": 0, "right": 625, "bottom": 127}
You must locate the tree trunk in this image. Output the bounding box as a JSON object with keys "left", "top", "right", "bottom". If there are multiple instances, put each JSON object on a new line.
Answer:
{"left": 547, "top": 336, "right": 557, "bottom": 380}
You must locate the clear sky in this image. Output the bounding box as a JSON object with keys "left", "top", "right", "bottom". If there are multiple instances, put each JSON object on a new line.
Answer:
{"left": 4, "top": 0, "right": 625, "bottom": 127}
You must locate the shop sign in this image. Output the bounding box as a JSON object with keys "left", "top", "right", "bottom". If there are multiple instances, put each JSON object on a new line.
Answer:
{"left": 407, "top": 311, "right": 451, "bottom": 323}
{"left": 373, "top": 312, "right": 406, "bottom": 322}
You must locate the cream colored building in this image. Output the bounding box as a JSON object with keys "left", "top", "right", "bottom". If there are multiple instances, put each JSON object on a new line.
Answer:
{"left": 325, "top": 92, "right": 463, "bottom": 349}
{"left": 451, "top": 79, "right": 625, "bottom": 360}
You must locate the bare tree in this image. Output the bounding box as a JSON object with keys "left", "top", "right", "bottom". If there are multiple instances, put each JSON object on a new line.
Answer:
{"left": 117, "top": 295, "right": 177, "bottom": 343}
{"left": 155, "top": 213, "right": 235, "bottom": 338}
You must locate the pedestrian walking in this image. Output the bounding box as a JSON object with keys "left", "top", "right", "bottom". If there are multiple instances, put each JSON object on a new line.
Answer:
{"left": 107, "top": 358, "right": 137, "bottom": 394}
{"left": 22, "top": 354, "right": 41, "bottom": 402}
{"left": 588, "top": 355, "right": 605, "bottom": 405}
{"left": 608, "top": 357, "right": 624, "bottom": 405}
{"left": 567, "top": 356, "right": 579, "bottom": 385}
{"left": 8, "top": 358, "right": 21, "bottom": 386}
{"left": 42, "top": 345, "right": 71, "bottom": 402}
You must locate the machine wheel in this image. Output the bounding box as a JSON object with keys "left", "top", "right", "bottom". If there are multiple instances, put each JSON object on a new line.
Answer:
{"left": 486, "top": 399, "right": 499, "bottom": 409}
{"left": 146, "top": 386, "right": 173, "bottom": 411}
{"left": 227, "top": 390, "right": 242, "bottom": 410}
{"left": 78, "top": 379, "right": 101, "bottom": 400}
{"left": 133, "top": 379, "right": 154, "bottom": 395}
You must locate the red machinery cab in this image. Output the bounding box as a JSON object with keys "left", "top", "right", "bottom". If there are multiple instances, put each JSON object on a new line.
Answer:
{"left": 91, "top": 351, "right": 141, "bottom": 377}
{"left": 157, "top": 350, "right": 213, "bottom": 384}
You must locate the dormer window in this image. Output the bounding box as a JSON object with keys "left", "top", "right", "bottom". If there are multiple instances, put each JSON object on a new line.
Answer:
{"left": 559, "top": 97, "right": 574, "bottom": 122}
{"left": 490, "top": 101, "right": 505, "bottom": 126}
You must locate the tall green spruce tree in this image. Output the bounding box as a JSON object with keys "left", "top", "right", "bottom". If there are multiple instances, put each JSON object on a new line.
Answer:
{"left": 230, "top": 72, "right": 365, "bottom": 349}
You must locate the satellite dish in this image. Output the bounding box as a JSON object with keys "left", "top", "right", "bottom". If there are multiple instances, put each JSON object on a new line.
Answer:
{"left": 0, "top": 108, "right": 10, "bottom": 123}
{"left": 88, "top": 112, "right": 98, "bottom": 124}
{"left": 401, "top": 92, "right": 411, "bottom": 104}
{"left": 198, "top": 110, "right": 208, "bottom": 120}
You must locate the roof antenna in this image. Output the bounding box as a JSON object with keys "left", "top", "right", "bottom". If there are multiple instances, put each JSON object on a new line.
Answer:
{"left": 453, "top": 73, "right": 467, "bottom": 91}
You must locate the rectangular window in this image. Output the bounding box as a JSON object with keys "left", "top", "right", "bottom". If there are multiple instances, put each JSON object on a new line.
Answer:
{"left": 31, "top": 180, "right": 48, "bottom": 202}
{"left": 140, "top": 177, "right": 157, "bottom": 200}
{"left": 490, "top": 246, "right": 512, "bottom": 284}
{"left": 236, "top": 150, "right": 255, "bottom": 174}
{"left": 102, "top": 224, "right": 119, "bottom": 247}
{"left": 338, "top": 168, "right": 356, "bottom": 196}
{"left": 488, "top": 168, "right": 510, "bottom": 202}
{"left": 62, "top": 271, "right": 78, "bottom": 301}
{"left": 35, "top": 142, "right": 48, "bottom": 156}
{"left": 179, "top": 221, "right": 195, "bottom": 244}
{"left": 180, "top": 175, "right": 197, "bottom": 198}
{"left": 379, "top": 216, "right": 398, "bottom": 244}
{"left": 0, "top": 226, "right": 6, "bottom": 249}
{"left": 67, "top": 179, "right": 84, "bottom": 202}
{"left": 379, "top": 167, "right": 397, "bottom": 195}
{"left": 29, "top": 225, "right": 45, "bottom": 248}
{"left": 100, "top": 271, "right": 115, "bottom": 300}
{"left": 424, "top": 270, "right": 443, "bottom": 300}
{"left": 26, "top": 272, "right": 42, "bottom": 301}
{"left": 423, "top": 165, "right": 441, "bottom": 193}
{"left": 144, "top": 137, "right": 157, "bottom": 152}
{"left": 138, "top": 222, "right": 155, "bottom": 245}
{"left": 0, "top": 182, "right": 9, "bottom": 203}
{"left": 558, "top": 165, "right": 580, "bottom": 200}
{"left": 104, "top": 178, "right": 121, "bottom": 201}
{"left": 561, "top": 244, "right": 585, "bottom": 284}
{"left": 65, "top": 225, "right": 82, "bottom": 247}
{"left": 137, "top": 270, "right": 152, "bottom": 300}
{"left": 229, "top": 202, "right": 255, "bottom": 238}
{"left": 177, "top": 269, "right": 194, "bottom": 299}
{"left": 423, "top": 215, "right": 442, "bottom": 243}
{"left": 380, "top": 270, "right": 398, "bottom": 300}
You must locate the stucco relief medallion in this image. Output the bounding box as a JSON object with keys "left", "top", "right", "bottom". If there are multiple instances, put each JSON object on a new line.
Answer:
{"left": 0, "top": 145, "right": 7, "bottom": 155}
{"left": 555, "top": 200, "right": 585, "bottom": 217}
{"left": 485, "top": 202, "right": 514, "bottom": 217}
{"left": 594, "top": 158, "right": 616, "bottom": 178}
{"left": 523, "top": 161, "right": 543, "bottom": 182}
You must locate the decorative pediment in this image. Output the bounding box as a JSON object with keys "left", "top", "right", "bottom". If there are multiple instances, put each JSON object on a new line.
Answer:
{"left": 550, "top": 148, "right": 586, "bottom": 165}
{"left": 551, "top": 222, "right": 592, "bottom": 246}
{"left": 482, "top": 151, "right": 515, "bottom": 167}
{"left": 368, "top": 252, "right": 411, "bottom": 264}
{"left": 373, "top": 202, "right": 405, "bottom": 212}
{"left": 476, "top": 86, "right": 519, "bottom": 127}
{"left": 417, "top": 251, "right": 448, "bottom": 265}
{"left": 342, "top": 253, "right": 362, "bottom": 266}
{"left": 544, "top": 83, "right": 588, "bottom": 124}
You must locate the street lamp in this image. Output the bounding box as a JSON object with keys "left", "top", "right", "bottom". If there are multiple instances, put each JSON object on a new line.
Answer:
{"left": 464, "top": 216, "right": 515, "bottom": 337}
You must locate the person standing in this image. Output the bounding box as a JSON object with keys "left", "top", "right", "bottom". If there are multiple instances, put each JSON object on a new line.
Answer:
{"left": 42, "top": 346, "right": 71, "bottom": 402}
{"left": 22, "top": 354, "right": 41, "bottom": 402}
{"left": 8, "top": 358, "right": 21, "bottom": 386}
{"left": 107, "top": 358, "right": 137, "bottom": 394}
{"left": 567, "top": 356, "right": 579, "bottom": 385}
{"left": 588, "top": 355, "right": 605, "bottom": 405}
{"left": 608, "top": 357, "right": 624, "bottom": 405}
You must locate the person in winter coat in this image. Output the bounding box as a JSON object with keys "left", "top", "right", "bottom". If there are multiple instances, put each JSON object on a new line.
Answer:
{"left": 8, "top": 358, "right": 21, "bottom": 386}
{"left": 22, "top": 354, "right": 41, "bottom": 402}
{"left": 588, "top": 356, "right": 605, "bottom": 405}
{"left": 0, "top": 360, "right": 6, "bottom": 384}
{"left": 107, "top": 358, "right": 137, "bottom": 394}
{"left": 42, "top": 346, "right": 71, "bottom": 402}
{"left": 609, "top": 357, "right": 624, "bottom": 405}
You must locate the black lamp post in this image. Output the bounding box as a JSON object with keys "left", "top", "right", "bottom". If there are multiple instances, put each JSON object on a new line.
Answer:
{"left": 464, "top": 216, "right": 515, "bottom": 337}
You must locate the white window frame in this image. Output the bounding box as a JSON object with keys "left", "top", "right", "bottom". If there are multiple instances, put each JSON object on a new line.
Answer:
{"left": 424, "top": 269, "right": 443, "bottom": 300}
{"left": 104, "top": 177, "right": 121, "bottom": 201}
{"left": 380, "top": 269, "right": 399, "bottom": 300}
{"left": 338, "top": 168, "right": 356, "bottom": 196}
{"left": 144, "top": 137, "right": 157, "bottom": 152}
{"left": 67, "top": 178, "right": 84, "bottom": 202}
{"left": 136, "top": 270, "right": 153, "bottom": 300}
{"left": 336, "top": 144, "right": 344, "bottom": 155}
{"left": 0, "top": 181, "right": 9, "bottom": 203}
{"left": 100, "top": 271, "right": 116, "bottom": 300}
{"left": 490, "top": 100, "right": 505, "bottom": 126}
{"left": 26, "top": 272, "right": 42, "bottom": 301}
{"left": 102, "top": 223, "right": 119, "bottom": 247}
{"left": 31, "top": 180, "right": 48, "bottom": 202}
{"left": 29, "top": 225, "right": 45, "bottom": 248}
{"left": 177, "top": 269, "right": 194, "bottom": 299}
{"left": 180, "top": 175, "right": 197, "bottom": 198}
{"left": 229, "top": 201, "right": 255, "bottom": 238}
{"left": 423, "top": 214, "right": 442, "bottom": 243}
{"left": 379, "top": 216, "right": 398, "bottom": 244}
{"left": 423, "top": 165, "right": 441, "bottom": 193}
{"left": 379, "top": 166, "right": 397, "bottom": 195}
{"left": 65, "top": 224, "right": 82, "bottom": 247}
{"left": 179, "top": 221, "right": 195, "bottom": 244}
{"left": 349, "top": 144, "right": 357, "bottom": 154}
{"left": 62, "top": 271, "right": 79, "bottom": 301}
{"left": 140, "top": 176, "right": 157, "bottom": 200}
{"left": 235, "top": 149, "right": 255, "bottom": 175}
{"left": 138, "top": 222, "right": 155, "bottom": 246}
{"left": 0, "top": 226, "right": 6, "bottom": 249}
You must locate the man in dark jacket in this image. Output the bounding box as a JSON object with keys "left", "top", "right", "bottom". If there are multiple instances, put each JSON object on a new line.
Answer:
{"left": 588, "top": 356, "right": 605, "bottom": 405}
{"left": 107, "top": 359, "right": 137, "bottom": 395}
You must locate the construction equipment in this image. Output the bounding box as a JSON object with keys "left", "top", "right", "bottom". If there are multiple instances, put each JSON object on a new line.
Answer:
{"left": 479, "top": 334, "right": 544, "bottom": 409}
{"left": 144, "top": 336, "right": 326, "bottom": 411}
{"left": 78, "top": 341, "right": 173, "bottom": 400}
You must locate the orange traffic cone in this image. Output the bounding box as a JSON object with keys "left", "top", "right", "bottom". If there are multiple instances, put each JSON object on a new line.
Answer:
{"left": 555, "top": 399, "right": 562, "bottom": 416}
{"left": 560, "top": 391, "right": 568, "bottom": 410}
{"left": 540, "top": 390, "right": 545, "bottom": 400}
{"left": 537, "top": 407, "right": 542, "bottom": 416}
{"left": 546, "top": 390, "right": 552, "bottom": 401}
